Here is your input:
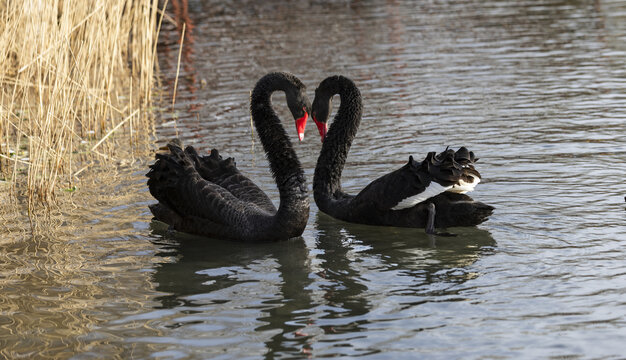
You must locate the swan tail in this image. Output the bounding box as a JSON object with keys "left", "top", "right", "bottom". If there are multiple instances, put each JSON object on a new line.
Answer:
{"left": 148, "top": 145, "right": 254, "bottom": 231}
{"left": 147, "top": 143, "right": 205, "bottom": 216}
{"left": 148, "top": 145, "right": 187, "bottom": 193}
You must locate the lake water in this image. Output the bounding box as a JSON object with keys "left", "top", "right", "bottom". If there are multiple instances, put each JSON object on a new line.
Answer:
{"left": 2, "top": 0, "right": 625, "bottom": 358}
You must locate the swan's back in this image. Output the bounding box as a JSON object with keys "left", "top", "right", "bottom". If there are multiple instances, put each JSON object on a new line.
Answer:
{"left": 184, "top": 146, "right": 276, "bottom": 214}
{"left": 147, "top": 144, "right": 277, "bottom": 241}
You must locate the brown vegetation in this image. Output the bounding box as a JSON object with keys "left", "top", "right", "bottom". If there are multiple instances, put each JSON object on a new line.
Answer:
{"left": 0, "top": 0, "right": 164, "bottom": 207}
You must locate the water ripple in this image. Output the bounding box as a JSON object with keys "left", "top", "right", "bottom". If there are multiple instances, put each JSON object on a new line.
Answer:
{"left": 2, "top": 0, "right": 626, "bottom": 358}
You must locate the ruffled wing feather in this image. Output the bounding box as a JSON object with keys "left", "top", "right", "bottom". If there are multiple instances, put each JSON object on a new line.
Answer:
{"left": 147, "top": 144, "right": 267, "bottom": 236}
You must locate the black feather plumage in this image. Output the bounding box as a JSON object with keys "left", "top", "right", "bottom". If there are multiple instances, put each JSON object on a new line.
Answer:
{"left": 147, "top": 72, "right": 311, "bottom": 241}
{"left": 311, "top": 75, "right": 493, "bottom": 231}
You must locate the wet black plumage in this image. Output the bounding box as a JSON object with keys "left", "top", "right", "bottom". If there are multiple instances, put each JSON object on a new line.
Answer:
{"left": 147, "top": 72, "right": 311, "bottom": 241}
{"left": 311, "top": 75, "right": 494, "bottom": 230}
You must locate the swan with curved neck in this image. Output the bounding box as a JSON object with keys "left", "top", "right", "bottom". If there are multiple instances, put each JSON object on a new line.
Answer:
{"left": 147, "top": 72, "right": 311, "bottom": 241}
{"left": 311, "top": 75, "right": 493, "bottom": 233}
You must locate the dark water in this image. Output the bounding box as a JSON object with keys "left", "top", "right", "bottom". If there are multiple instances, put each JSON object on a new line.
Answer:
{"left": 2, "top": 0, "right": 626, "bottom": 358}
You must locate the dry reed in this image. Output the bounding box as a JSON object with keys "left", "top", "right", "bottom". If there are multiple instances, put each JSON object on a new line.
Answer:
{"left": 0, "top": 0, "right": 164, "bottom": 207}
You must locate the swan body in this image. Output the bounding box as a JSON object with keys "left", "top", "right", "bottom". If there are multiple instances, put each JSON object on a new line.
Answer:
{"left": 147, "top": 72, "right": 311, "bottom": 242}
{"left": 311, "top": 75, "right": 493, "bottom": 233}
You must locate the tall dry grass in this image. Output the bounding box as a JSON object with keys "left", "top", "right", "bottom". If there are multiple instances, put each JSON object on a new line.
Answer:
{"left": 0, "top": 0, "right": 164, "bottom": 207}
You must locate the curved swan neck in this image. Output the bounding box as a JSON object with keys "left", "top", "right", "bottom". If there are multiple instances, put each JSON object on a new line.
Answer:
{"left": 313, "top": 76, "right": 363, "bottom": 209}
{"left": 250, "top": 73, "right": 308, "bottom": 214}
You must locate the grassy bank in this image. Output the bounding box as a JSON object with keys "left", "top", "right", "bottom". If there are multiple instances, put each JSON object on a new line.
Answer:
{"left": 0, "top": 0, "right": 163, "bottom": 207}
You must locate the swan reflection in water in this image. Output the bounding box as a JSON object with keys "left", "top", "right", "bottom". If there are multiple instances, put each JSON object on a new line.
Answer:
{"left": 149, "top": 222, "right": 316, "bottom": 357}
{"left": 314, "top": 212, "right": 496, "bottom": 301}
{"left": 148, "top": 217, "right": 495, "bottom": 357}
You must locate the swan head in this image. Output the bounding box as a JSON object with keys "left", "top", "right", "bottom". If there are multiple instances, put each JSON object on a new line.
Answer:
{"left": 311, "top": 91, "right": 332, "bottom": 142}
{"left": 311, "top": 75, "right": 360, "bottom": 143}
{"left": 312, "top": 113, "right": 329, "bottom": 142}
{"left": 285, "top": 86, "right": 311, "bottom": 142}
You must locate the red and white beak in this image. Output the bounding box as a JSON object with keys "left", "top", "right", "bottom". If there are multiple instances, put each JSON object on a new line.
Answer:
{"left": 296, "top": 111, "right": 309, "bottom": 141}
{"left": 295, "top": 109, "right": 308, "bottom": 142}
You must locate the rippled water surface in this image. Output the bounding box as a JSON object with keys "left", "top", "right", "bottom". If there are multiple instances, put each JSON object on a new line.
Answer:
{"left": 2, "top": 0, "right": 626, "bottom": 358}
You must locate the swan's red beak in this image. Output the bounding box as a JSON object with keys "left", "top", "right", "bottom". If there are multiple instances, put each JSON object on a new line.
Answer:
{"left": 295, "top": 110, "right": 308, "bottom": 142}
{"left": 313, "top": 115, "right": 327, "bottom": 142}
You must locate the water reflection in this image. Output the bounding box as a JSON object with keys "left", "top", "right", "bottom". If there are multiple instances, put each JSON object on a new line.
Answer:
{"left": 150, "top": 224, "right": 315, "bottom": 357}
{"left": 148, "top": 215, "right": 495, "bottom": 358}
{"left": 315, "top": 212, "right": 496, "bottom": 298}
{"left": 315, "top": 214, "right": 371, "bottom": 329}
{"left": 311, "top": 214, "right": 497, "bottom": 357}
{"left": 3, "top": 0, "right": 626, "bottom": 357}
{"left": 159, "top": 0, "right": 200, "bottom": 112}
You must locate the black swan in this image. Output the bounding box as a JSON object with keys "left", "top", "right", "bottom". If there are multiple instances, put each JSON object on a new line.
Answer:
{"left": 311, "top": 75, "right": 494, "bottom": 234}
{"left": 147, "top": 72, "right": 311, "bottom": 242}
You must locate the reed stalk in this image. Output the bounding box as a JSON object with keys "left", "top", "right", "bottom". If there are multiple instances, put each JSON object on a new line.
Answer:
{"left": 0, "top": 0, "right": 163, "bottom": 206}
